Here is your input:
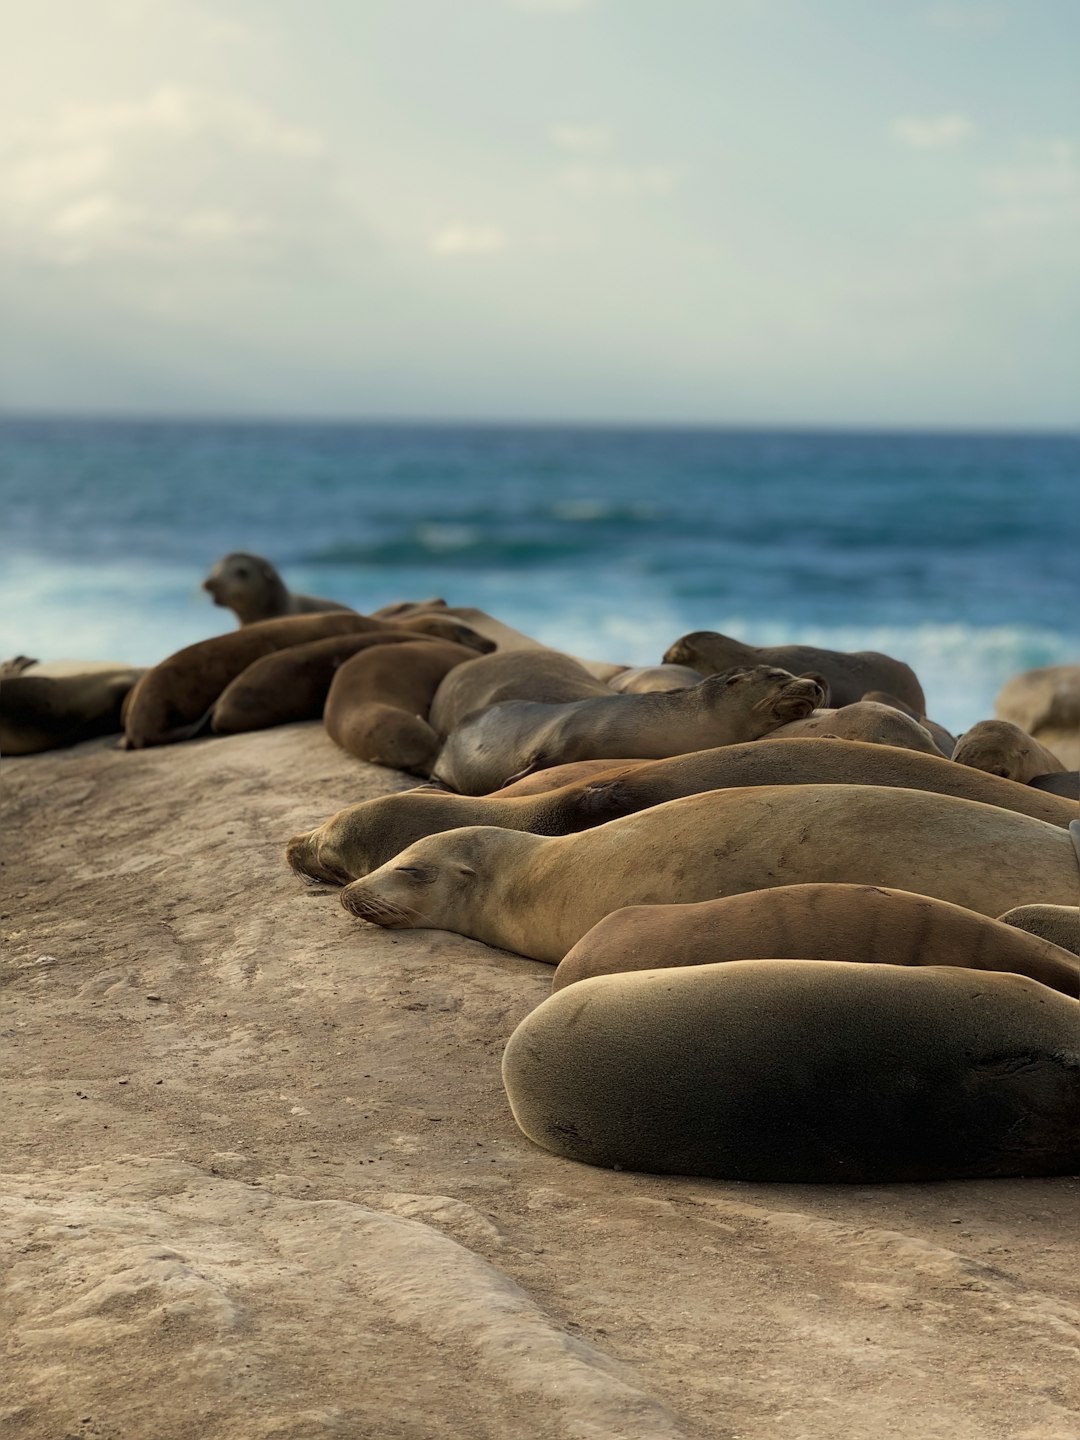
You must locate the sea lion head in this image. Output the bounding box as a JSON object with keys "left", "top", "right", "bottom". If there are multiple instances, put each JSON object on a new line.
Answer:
{"left": 339, "top": 825, "right": 538, "bottom": 932}
{"left": 953, "top": 719, "right": 1052, "bottom": 783}
{"left": 696, "top": 666, "right": 828, "bottom": 726}
{"left": 203, "top": 552, "right": 287, "bottom": 621}
{"left": 286, "top": 789, "right": 484, "bottom": 886}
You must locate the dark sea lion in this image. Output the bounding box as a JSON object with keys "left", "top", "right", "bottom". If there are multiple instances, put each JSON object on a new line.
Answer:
{"left": 1029, "top": 771, "right": 1080, "bottom": 799}
{"left": 768, "top": 701, "right": 943, "bottom": 755}
{"left": 339, "top": 784, "right": 1080, "bottom": 962}
{"left": 606, "top": 665, "right": 704, "bottom": 694}
{"left": 212, "top": 631, "right": 438, "bottom": 735}
{"left": 288, "top": 735, "right": 1079, "bottom": 886}
{"left": 998, "top": 904, "right": 1080, "bottom": 958}
{"left": 1, "top": 668, "right": 145, "bottom": 755}
{"left": 123, "top": 612, "right": 489, "bottom": 749}
{"left": 664, "top": 631, "right": 926, "bottom": 713}
{"left": 432, "top": 666, "right": 827, "bottom": 795}
{"left": 324, "top": 639, "right": 481, "bottom": 775}
{"left": 502, "top": 960, "right": 1080, "bottom": 1182}
{"left": 202, "top": 551, "right": 353, "bottom": 624}
{"left": 551, "top": 884, "right": 1080, "bottom": 996}
{"left": 429, "top": 650, "right": 611, "bottom": 738}
{"left": 953, "top": 719, "right": 1066, "bottom": 783}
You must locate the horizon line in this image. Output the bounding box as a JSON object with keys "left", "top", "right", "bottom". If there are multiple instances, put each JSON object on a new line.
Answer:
{"left": 1, "top": 407, "right": 1078, "bottom": 441}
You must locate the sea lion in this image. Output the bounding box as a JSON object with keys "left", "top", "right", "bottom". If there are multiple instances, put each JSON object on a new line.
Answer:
{"left": 607, "top": 665, "right": 704, "bottom": 694}
{"left": 366, "top": 603, "right": 625, "bottom": 682}
{"left": 123, "top": 612, "right": 490, "bottom": 749}
{"left": 953, "top": 719, "right": 1066, "bottom": 783}
{"left": 288, "top": 736, "right": 1079, "bottom": 886}
{"left": 339, "top": 784, "right": 1080, "bottom": 962}
{"left": 861, "top": 691, "right": 957, "bottom": 757}
{"left": 550, "top": 884, "right": 1080, "bottom": 996}
{"left": 212, "top": 631, "right": 438, "bottom": 735}
{"left": 202, "top": 552, "right": 353, "bottom": 625}
{"left": 1, "top": 668, "right": 145, "bottom": 755}
{"left": 1029, "top": 771, "right": 1080, "bottom": 799}
{"left": 502, "top": 960, "right": 1080, "bottom": 1182}
{"left": 664, "top": 631, "right": 926, "bottom": 714}
{"left": 996, "top": 664, "right": 1080, "bottom": 735}
{"left": 430, "top": 650, "right": 612, "bottom": 738}
{"left": 324, "top": 639, "right": 481, "bottom": 775}
{"left": 999, "top": 905, "right": 1080, "bottom": 958}
{"left": 767, "top": 701, "right": 944, "bottom": 756}
{"left": 432, "top": 666, "right": 827, "bottom": 795}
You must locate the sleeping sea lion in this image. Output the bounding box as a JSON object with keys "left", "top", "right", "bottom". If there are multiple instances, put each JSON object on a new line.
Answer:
{"left": 324, "top": 639, "right": 481, "bottom": 775}
{"left": 338, "top": 784, "right": 1080, "bottom": 962}
{"left": 123, "top": 612, "right": 491, "bottom": 748}
{"left": 287, "top": 736, "right": 1078, "bottom": 886}
{"left": 502, "top": 960, "right": 1080, "bottom": 1182}
{"left": 953, "top": 719, "right": 1066, "bottom": 784}
{"left": 1, "top": 668, "right": 145, "bottom": 755}
{"left": 550, "top": 883, "right": 1080, "bottom": 996}
{"left": 432, "top": 667, "right": 827, "bottom": 795}
{"left": 767, "top": 701, "right": 944, "bottom": 756}
{"left": 430, "top": 650, "right": 611, "bottom": 738}
{"left": 664, "top": 631, "right": 925, "bottom": 713}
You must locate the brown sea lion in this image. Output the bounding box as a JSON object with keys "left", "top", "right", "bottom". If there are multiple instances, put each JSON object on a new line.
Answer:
{"left": 288, "top": 736, "right": 1079, "bottom": 886}
{"left": 767, "top": 701, "right": 943, "bottom": 755}
{"left": 430, "top": 650, "right": 611, "bottom": 738}
{"left": 432, "top": 667, "right": 827, "bottom": 795}
{"left": 123, "top": 612, "right": 490, "bottom": 749}
{"left": 953, "top": 719, "right": 1066, "bottom": 783}
{"left": 1, "top": 668, "right": 145, "bottom": 755}
{"left": 664, "top": 631, "right": 925, "bottom": 713}
{"left": 606, "top": 665, "right": 704, "bottom": 694}
{"left": 212, "top": 631, "right": 439, "bottom": 735}
{"left": 502, "top": 960, "right": 1080, "bottom": 1182}
{"left": 861, "top": 691, "right": 957, "bottom": 757}
{"left": 367, "top": 603, "right": 625, "bottom": 682}
{"left": 324, "top": 639, "right": 481, "bottom": 775}
{"left": 551, "top": 884, "right": 1080, "bottom": 996}
{"left": 996, "top": 665, "right": 1080, "bottom": 770}
{"left": 339, "top": 784, "right": 1080, "bottom": 962}
{"left": 998, "top": 904, "right": 1080, "bottom": 958}
{"left": 202, "top": 552, "right": 353, "bottom": 625}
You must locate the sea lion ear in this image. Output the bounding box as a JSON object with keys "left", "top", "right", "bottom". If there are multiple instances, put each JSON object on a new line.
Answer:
{"left": 801, "top": 671, "right": 830, "bottom": 706}
{"left": 455, "top": 863, "right": 477, "bottom": 880}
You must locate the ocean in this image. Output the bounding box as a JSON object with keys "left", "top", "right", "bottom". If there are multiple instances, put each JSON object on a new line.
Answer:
{"left": 2, "top": 417, "right": 1077, "bottom": 734}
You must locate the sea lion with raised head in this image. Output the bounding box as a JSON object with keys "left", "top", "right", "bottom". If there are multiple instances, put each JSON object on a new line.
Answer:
{"left": 432, "top": 666, "right": 827, "bottom": 795}
{"left": 324, "top": 639, "right": 481, "bottom": 775}
{"left": 288, "top": 736, "right": 1079, "bottom": 886}
{"left": 551, "top": 883, "right": 1080, "bottom": 996}
{"left": 339, "top": 784, "right": 1080, "bottom": 962}
{"left": 664, "top": 631, "right": 926, "bottom": 713}
{"left": 203, "top": 552, "right": 353, "bottom": 625}
{"left": 502, "top": 960, "right": 1080, "bottom": 1182}
{"left": 953, "top": 719, "right": 1066, "bottom": 784}
{"left": 123, "top": 611, "right": 491, "bottom": 749}
{"left": 429, "top": 650, "right": 612, "bottom": 738}
{"left": 1, "top": 668, "right": 145, "bottom": 755}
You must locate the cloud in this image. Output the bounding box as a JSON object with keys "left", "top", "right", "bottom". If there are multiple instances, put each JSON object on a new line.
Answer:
{"left": 558, "top": 164, "right": 681, "bottom": 197}
{"left": 978, "top": 139, "right": 1080, "bottom": 232}
{"left": 0, "top": 86, "right": 337, "bottom": 267}
{"left": 891, "top": 113, "right": 976, "bottom": 149}
{"left": 429, "top": 224, "right": 507, "bottom": 256}
{"left": 549, "top": 123, "right": 612, "bottom": 154}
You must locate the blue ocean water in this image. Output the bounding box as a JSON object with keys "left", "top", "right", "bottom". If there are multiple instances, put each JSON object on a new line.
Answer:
{"left": 1, "top": 417, "right": 1077, "bottom": 733}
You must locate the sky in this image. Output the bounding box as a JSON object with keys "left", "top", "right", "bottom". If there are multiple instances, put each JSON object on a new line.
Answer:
{"left": 1, "top": 0, "right": 1078, "bottom": 429}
